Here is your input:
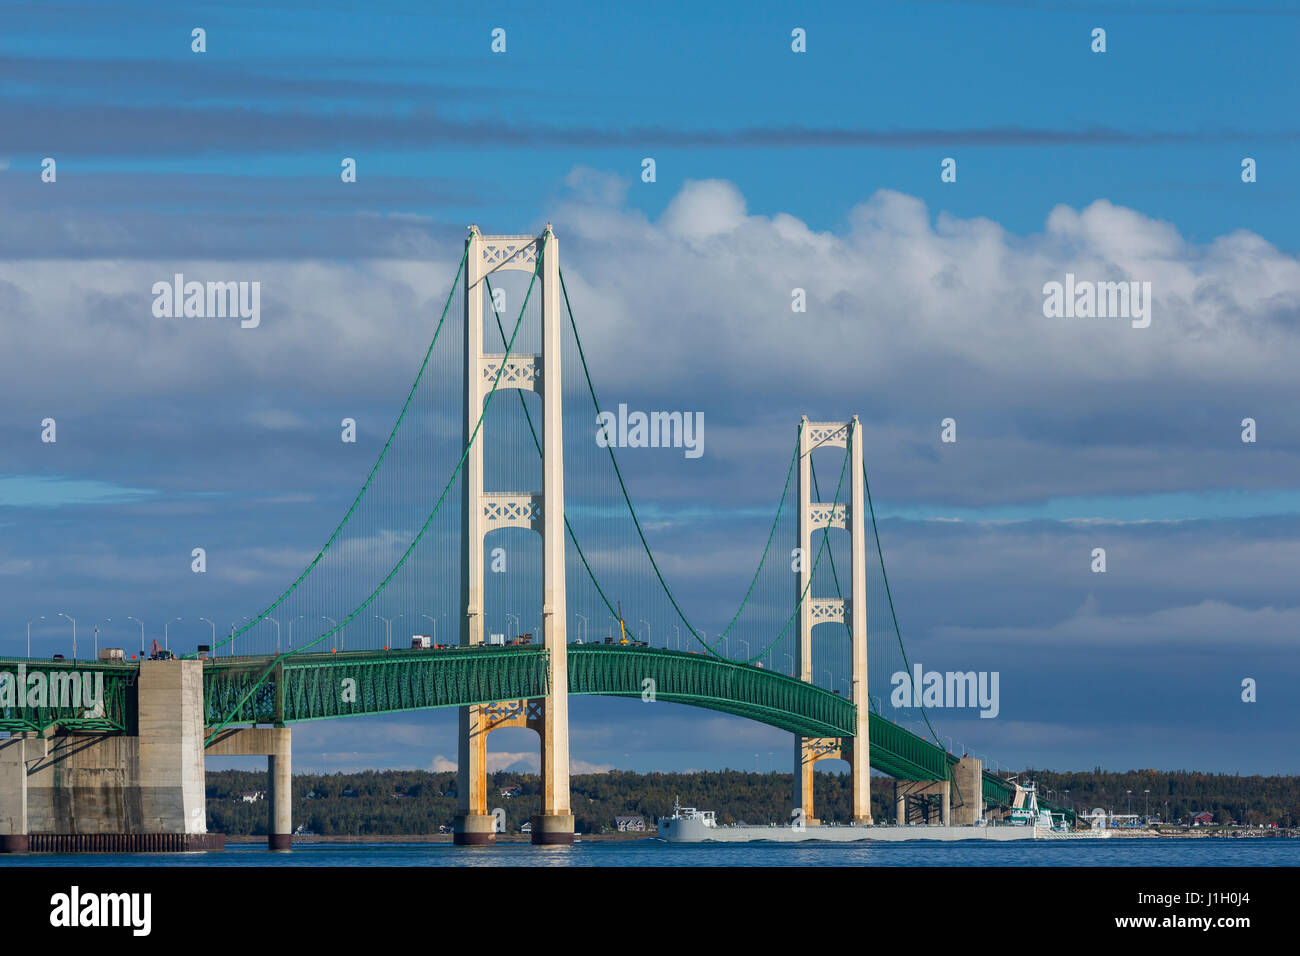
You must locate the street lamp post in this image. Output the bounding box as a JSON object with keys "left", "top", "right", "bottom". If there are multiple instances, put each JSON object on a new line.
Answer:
{"left": 288, "top": 615, "right": 305, "bottom": 650}
{"left": 199, "top": 617, "right": 216, "bottom": 652}
{"left": 230, "top": 617, "right": 251, "bottom": 657}
{"left": 321, "top": 616, "right": 339, "bottom": 652}
{"left": 165, "top": 617, "right": 182, "bottom": 653}
{"left": 671, "top": 624, "right": 681, "bottom": 650}
{"left": 126, "top": 616, "right": 144, "bottom": 659}
{"left": 421, "top": 613, "right": 438, "bottom": 645}
{"left": 57, "top": 612, "right": 77, "bottom": 659}
{"left": 784, "top": 653, "right": 793, "bottom": 676}
{"left": 375, "top": 615, "right": 392, "bottom": 650}
{"left": 268, "top": 616, "right": 281, "bottom": 654}
{"left": 574, "top": 612, "right": 587, "bottom": 644}
{"left": 26, "top": 616, "right": 45, "bottom": 657}
{"left": 638, "top": 620, "right": 650, "bottom": 645}
{"left": 737, "top": 639, "right": 750, "bottom": 660}
{"left": 506, "top": 613, "right": 519, "bottom": 641}
{"left": 93, "top": 618, "right": 113, "bottom": 659}
{"left": 824, "top": 669, "right": 833, "bottom": 692}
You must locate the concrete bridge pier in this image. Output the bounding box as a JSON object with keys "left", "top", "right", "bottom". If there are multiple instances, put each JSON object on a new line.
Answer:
{"left": 951, "top": 756, "right": 983, "bottom": 825}
{"left": 0, "top": 733, "right": 37, "bottom": 852}
{"left": 204, "top": 726, "right": 292, "bottom": 850}
{"left": 895, "top": 778, "right": 951, "bottom": 826}
{"left": 0, "top": 660, "right": 217, "bottom": 852}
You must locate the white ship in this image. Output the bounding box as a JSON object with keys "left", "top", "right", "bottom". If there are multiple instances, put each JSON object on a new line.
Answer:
{"left": 656, "top": 785, "right": 1111, "bottom": 843}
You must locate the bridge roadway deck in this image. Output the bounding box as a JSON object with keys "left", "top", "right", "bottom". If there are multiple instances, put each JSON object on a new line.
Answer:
{"left": 3, "top": 648, "right": 1058, "bottom": 813}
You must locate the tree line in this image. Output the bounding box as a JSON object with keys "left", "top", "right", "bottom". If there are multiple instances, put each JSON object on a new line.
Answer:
{"left": 205, "top": 766, "right": 1300, "bottom": 835}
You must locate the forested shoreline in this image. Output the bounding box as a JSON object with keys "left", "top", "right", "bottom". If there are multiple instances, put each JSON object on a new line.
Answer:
{"left": 206, "top": 767, "right": 1300, "bottom": 835}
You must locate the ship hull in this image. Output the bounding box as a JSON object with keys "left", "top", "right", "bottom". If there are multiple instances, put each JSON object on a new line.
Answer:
{"left": 656, "top": 818, "right": 1111, "bottom": 843}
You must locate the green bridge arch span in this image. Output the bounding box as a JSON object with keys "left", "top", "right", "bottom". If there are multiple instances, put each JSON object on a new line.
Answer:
{"left": 199, "top": 644, "right": 955, "bottom": 783}
{"left": 5, "top": 649, "right": 1061, "bottom": 816}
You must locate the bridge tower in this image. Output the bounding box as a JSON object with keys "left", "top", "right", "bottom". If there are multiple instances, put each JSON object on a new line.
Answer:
{"left": 794, "top": 416, "right": 872, "bottom": 825}
{"left": 456, "top": 226, "right": 573, "bottom": 846}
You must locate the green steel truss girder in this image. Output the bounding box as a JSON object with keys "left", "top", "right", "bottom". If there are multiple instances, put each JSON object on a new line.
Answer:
{"left": 202, "top": 646, "right": 550, "bottom": 726}
{"left": 0, "top": 657, "right": 136, "bottom": 733}
{"left": 869, "top": 714, "right": 955, "bottom": 782}
{"left": 200, "top": 645, "right": 959, "bottom": 782}
{"left": 568, "top": 645, "right": 857, "bottom": 739}
{"left": 0, "top": 646, "right": 949, "bottom": 787}
{"left": 983, "top": 770, "right": 1016, "bottom": 807}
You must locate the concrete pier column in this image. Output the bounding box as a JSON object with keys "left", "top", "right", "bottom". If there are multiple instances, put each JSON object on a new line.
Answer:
{"left": 940, "top": 780, "right": 951, "bottom": 826}
{"left": 268, "top": 728, "right": 292, "bottom": 851}
{"left": 952, "top": 756, "right": 983, "bottom": 825}
{"left": 0, "top": 735, "right": 32, "bottom": 852}
{"left": 894, "top": 782, "right": 905, "bottom": 826}
{"left": 138, "top": 660, "right": 207, "bottom": 834}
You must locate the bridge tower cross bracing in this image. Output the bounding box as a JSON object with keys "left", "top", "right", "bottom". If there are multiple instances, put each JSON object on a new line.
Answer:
{"left": 794, "top": 416, "right": 872, "bottom": 825}
{"left": 455, "top": 226, "right": 573, "bottom": 846}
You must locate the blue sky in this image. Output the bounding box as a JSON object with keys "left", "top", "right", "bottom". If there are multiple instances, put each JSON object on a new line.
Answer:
{"left": 2, "top": 1, "right": 1299, "bottom": 781}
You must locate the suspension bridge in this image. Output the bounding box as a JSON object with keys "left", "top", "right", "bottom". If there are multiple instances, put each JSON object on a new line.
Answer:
{"left": 0, "top": 226, "right": 1062, "bottom": 851}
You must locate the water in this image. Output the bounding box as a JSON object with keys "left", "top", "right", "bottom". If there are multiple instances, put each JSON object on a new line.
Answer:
{"left": 2, "top": 838, "right": 1296, "bottom": 867}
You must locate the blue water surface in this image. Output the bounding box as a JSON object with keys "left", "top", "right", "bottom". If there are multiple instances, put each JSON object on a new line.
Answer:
{"left": 2, "top": 837, "right": 1296, "bottom": 867}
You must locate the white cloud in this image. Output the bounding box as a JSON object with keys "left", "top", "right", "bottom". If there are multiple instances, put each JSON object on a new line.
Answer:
{"left": 487, "top": 750, "right": 538, "bottom": 772}
{"left": 3, "top": 176, "right": 1295, "bottom": 439}
{"left": 430, "top": 753, "right": 456, "bottom": 773}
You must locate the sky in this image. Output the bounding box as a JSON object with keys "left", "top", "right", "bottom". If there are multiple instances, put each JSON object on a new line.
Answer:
{"left": 1, "top": 0, "right": 1298, "bottom": 782}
